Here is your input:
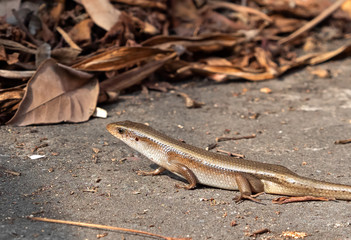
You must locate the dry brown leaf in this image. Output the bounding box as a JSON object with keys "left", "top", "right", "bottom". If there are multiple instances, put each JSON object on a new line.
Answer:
{"left": 209, "top": 1, "right": 273, "bottom": 23}
{"left": 7, "top": 59, "right": 99, "bottom": 126}
{"left": 189, "top": 63, "right": 276, "bottom": 81}
{"left": 342, "top": 0, "right": 351, "bottom": 16}
{"left": 278, "top": 0, "right": 348, "bottom": 45}
{"left": 169, "top": 0, "right": 200, "bottom": 36}
{"left": 81, "top": 0, "right": 121, "bottom": 31}
{"left": 99, "top": 51, "right": 177, "bottom": 102}
{"left": 40, "top": 19, "right": 55, "bottom": 43}
{"left": 199, "top": 58, "right": 232, "bottom": 81}
{"left": 0, "top": 86, "right": 25, "bottom": 123}
{"left": 142, "top": 34, "right": 244, "bottom": 51}
{"left": 51, "top": 48, "right": 81, "bottom": 65}
{"left": 97, "top": 11, "right": 139, "bottom": 45}
{"left": 111, "top": 0, "right": 167, "bottom": 10}
{"left": 187, "top": 42, "right": 351, "bottom": 82}
{"left": 200, "top": 9, "right": 249, "bottom": 34}
{"left": 7, "top": 52, "right": 19, "bottom": 65}
{"left": 68, "top": 19, "right": 94, "bottom": 44}
{"left": 0, "top": 37, "right": 79, "bottom": 66}
{"left": 2, "top": 0, "right": 351, "bottom": 115}
{"left": 0, "top": 87, "right": 24, "bottom": 103}
{"left": 254, "top": 47, "right": 279, "bottom": 76}
{"left": 308, "top": 42, "right": 351, "bottom": 65}
{"left": 303, "top": 37, "right": 319, "bottom": 52}
{"left": 202, "top": 57, "right": 232, "bottom": 66}
{"left": 50, "top": 0, "right": 64, "bottom": 23}
{"left": 0, "top": 45, "right": 6, "bottom": 61}
{"left": 145, "top": 81, "right": 177, "bottom": 92}
{"left": 0, "top": 39, "right": 36, "bottom": 55}
{"left": 73, "top": 47, "right": 174, "bottom": 71}
{"left": 253, "top": 0, "right": 349, "bottom": 19}
{"left": 270, "top": 15, "right": 306, "bottom": 34}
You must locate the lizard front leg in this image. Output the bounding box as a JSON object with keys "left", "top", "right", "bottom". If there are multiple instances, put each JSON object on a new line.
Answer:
{"left": 137, "top": 166, "right": 166, "bottom": 176}
{"left": 167, "top": 159, "right": 197, "bottom": 190}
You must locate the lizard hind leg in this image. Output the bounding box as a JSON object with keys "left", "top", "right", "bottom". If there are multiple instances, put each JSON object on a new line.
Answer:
{"left": 168, "top": 160, "right": 197, "bottom": 190}
{"left": 234, "top": 173, "right": 265, "bottom": 203}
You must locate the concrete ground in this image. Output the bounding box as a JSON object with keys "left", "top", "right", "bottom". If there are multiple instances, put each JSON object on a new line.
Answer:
{"left": 1, "top": 52, "right": 351, "bottom": 239}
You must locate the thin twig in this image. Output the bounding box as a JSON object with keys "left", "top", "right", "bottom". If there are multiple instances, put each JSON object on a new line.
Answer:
{"left": 56, "top": 26, "right": 82, "bottom": 50}
{"left": 31, "top": 143, "right": 49, "bottom": 153}
{"left": 216, "top": 134, "right": 256, "bottom": 142}
{"left": 0, "top": 166, "right": 21, "bottom": 176}
{"left": 208, "top": 0, "right": 273, "bottom": 23}
{"left": 0, "top": 70, "right": 35, "bottom": 78}
{"left": 279, "top": 0, "right": 347, "bottom": 45}
{"left": 250, "top": 228, "right": 270, "bottom": 237}
{"left": 29, "top": 217, "right": 191, "bottom": 240}
{"left": 216, "top": 148, "right": 245, "bottom": 158}
{"left": 206, "top": 143, "right": 217, "bottom": 151}
{"left": 334, "top": 139, "right": 351, "bottom": 144}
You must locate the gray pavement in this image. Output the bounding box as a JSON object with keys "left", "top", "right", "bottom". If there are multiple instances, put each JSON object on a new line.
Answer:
{"left": 1, "top": 55, "right": 351, "bottom": 239}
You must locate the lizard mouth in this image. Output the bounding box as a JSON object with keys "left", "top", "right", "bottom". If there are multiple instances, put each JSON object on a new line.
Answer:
{"left": 106, "top": 123, "right": 114, "bottom": 132}
{"left": 106, "top": 123, "right": 121, "bottom": 137}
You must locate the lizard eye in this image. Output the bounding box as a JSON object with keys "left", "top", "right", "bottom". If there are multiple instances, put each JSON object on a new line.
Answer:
{"left": 117, "top": 128, "right": 125, "bottom": 134}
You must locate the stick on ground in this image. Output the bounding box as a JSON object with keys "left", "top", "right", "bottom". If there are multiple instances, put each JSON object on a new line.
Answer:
{"left": 28, "top": 217, "right": 191, "bottom": 240}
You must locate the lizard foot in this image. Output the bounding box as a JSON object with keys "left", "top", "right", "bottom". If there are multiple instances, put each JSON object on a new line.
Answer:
{"left": 234, "top": 192, "right": 265, "bottom": 204}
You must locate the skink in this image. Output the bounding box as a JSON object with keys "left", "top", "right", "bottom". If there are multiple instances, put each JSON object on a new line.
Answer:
{"left": 107, "top": 120, "right": 351, "bottom": 201}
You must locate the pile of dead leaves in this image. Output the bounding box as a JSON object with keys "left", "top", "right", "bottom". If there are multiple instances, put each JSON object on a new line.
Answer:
{"left": 1, "top": 0, "right": 351, "bottom": 126}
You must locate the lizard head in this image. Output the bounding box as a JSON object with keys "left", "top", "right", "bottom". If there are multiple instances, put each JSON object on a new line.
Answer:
{"left": 107, "top": 120, "right": 140, "bottom": 140}
{"left": 106, "top": 121, "right": 169, "bottom": 160}
{"left": 106, "top": 120, "right": 158, "bottom": 148}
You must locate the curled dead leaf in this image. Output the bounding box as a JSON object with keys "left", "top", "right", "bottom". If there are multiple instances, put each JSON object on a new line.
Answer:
{"left": 98, "top": 51, "right": 177, "bottom": 103}
{"left": 176, "top": 91, "right": 204, "bottom": 108}
{"left": 142, "top": 34, "right": 244, "bottom": 51}
{"left": 0, "top": 86, "right": 25, "bottom": 123}
{"left": 72, "top": 47, "right": 175, "bottom": 72}
{"left": 81, "top": 0, "right": 121, "bottom": 31}
{"left": 68, "top": 19, "right": 94, "bottom": 44}
{"left": 7, "top": 59, "right": 99, "bottom": 126}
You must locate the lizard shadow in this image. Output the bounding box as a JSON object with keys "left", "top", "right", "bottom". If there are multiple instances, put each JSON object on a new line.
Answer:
{"left": 144, "top": 164, "right": 267, "bottom": 204}
{"left": 145, "top": 164, "right": 220, "bottom": 190}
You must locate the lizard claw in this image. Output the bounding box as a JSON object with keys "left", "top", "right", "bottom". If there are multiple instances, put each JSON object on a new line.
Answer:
{"left": 136, "top": 170, "right": 148, "bottom": 176}
{"left": 175, "top": 183, "right": 193, "bottom": 190}
{"left": 234, "top": 192, "right": 265, "bottom": 204}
